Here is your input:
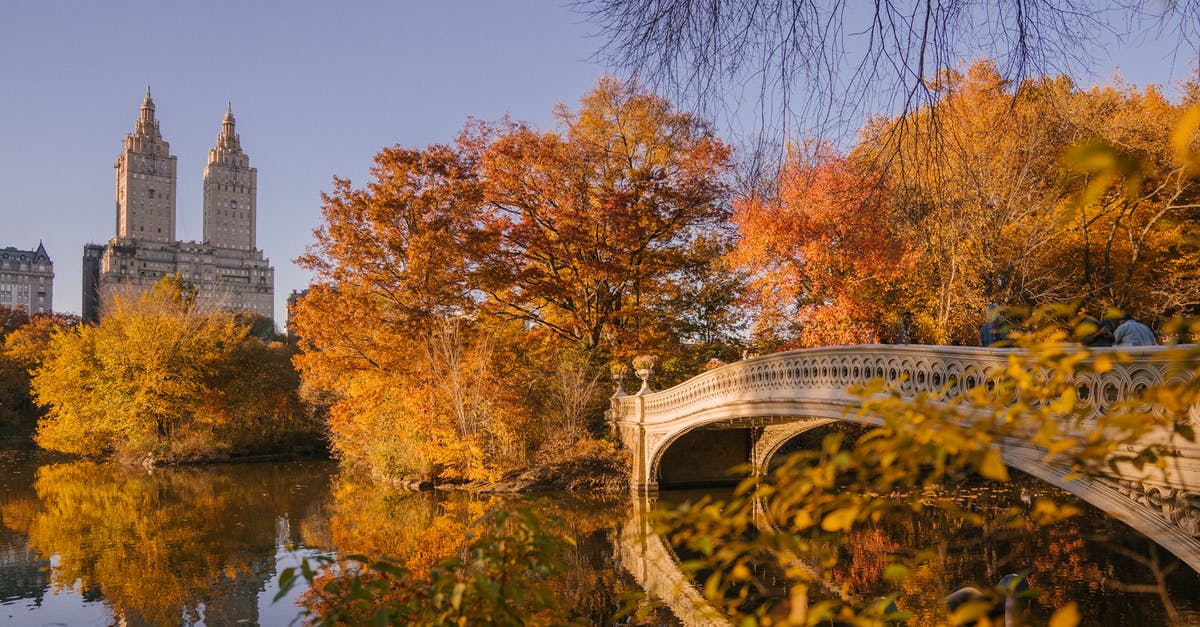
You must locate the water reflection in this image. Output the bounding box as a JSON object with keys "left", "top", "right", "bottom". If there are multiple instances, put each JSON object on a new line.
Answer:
{"left": 0, "top": 454, "right": 649, "bottom": 626}
{"left": 650, "top": 475, "right": 1200, "bottom": 625}
{"left": 0, "top": 452, "right": 333, "bottom": 625}
{"left": 308, "top": 476, "right": 650, "bottom": 625}
{"left": 1, "top": 448, "right": 1198, "bottom": 626}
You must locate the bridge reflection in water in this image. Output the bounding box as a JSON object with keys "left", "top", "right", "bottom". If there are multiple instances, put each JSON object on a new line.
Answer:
{"left": 608, "top": 345, "right": 1200, "bottom": 597}
{"left": 617, "top": 477, "right": 1200, "bottom": 626}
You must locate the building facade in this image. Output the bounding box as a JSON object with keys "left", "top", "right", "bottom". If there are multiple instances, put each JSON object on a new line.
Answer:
{"left": 0, "top": 243, "right": 53, "bottom": 314}
{"left": 84, "top": 90, "right": 274, "bottom": 323}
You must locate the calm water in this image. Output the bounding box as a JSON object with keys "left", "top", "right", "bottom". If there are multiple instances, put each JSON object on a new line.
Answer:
{"left": 1, "top": 447, "right": 1199, "bottom": 625}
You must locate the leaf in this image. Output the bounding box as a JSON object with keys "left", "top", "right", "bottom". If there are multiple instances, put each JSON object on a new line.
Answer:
{"left": 820, "top": 504, "right": 860, "bottom": 532}
{"left": 882, "top": 563, "right": 909, "bottom": 584}
{"left": 1171, "top": 106, "right": 1200, "bottom": 171}
{"left": 273, "top": 567, "right": 296, "bottom": 601}
{"left": 1049, "top": 602, "right": 1081, "bottom": 627}
{"left": 1049, "top": 388, "right": 1076, "bottom": 413}
{"left": 979, "top": 447, "right": 1010, "bottom": 482}
{"left": 450, "top": 582, "right": 466, "bottom": 610}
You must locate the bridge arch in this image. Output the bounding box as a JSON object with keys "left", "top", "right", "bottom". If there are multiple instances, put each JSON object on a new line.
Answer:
{"left": 649, "top": 417, "right": 839, "bottom": 489}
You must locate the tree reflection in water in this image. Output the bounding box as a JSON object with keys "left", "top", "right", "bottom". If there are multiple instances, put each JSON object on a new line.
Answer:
{"left": 3, "top": 459, "right": 332, "bottom": 625}
{"left": 4, "top": 453, "right": 1193, "bottom": 625}
{"left": 301, "top": 474, "right": 659, "bottom": 625}
{"left": 657, "top": 471, "right": 1200, "bottom": 625}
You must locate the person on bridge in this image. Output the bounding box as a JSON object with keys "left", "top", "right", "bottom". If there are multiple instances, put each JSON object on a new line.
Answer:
{"left": 1113, "top": 314, "right": 1157, "bottom": 347}
{"left": 980, "top": 304, "right": 1008, "bottom": 347}
{"left": 1081, "top": 316, "right": 1115, "bottom": 347}
{"left": 898, "top": 311, "right": 913, "bottom": 344}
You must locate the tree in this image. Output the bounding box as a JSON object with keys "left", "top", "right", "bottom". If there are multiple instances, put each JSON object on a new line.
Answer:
{"left": 480, "top": 77, "right": 732, "bottom": 350}
{"left": 789, "top": 61, "right": 1200, "bottom": 344}
{"left": 32, "top": 276, "right": 315, "bottom": 460}
{"left": 292, "top": 143, "right": 516, "bottom": 481}
{"left": 293, "top": 78, "right": 735, "bottom": 483}
{"left": 1052, "top": 82, "right": 1200, "bottom": 318}
{"left": 859, "top": 61, "right": 1082, "bottom": 343}
{"left": 731, "top": 147, "right": 911, "bottom": 347}
{"left": 0, "top": 312, "right": 77, "bottom": 431}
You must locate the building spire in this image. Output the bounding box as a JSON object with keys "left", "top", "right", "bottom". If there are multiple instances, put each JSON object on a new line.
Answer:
{"left": 215, "top": 101, "right": 241, "bottom": 153}
{"left": 133, "top": 86, "right": 161, "bottom": 141}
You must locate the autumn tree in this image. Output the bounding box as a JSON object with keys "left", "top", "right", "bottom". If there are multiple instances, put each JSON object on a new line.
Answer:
{"left": 291, "top": 140, "right": 521, "bottom": 481}
{"left": 0, "top": 311, "right": 77, "bottom": 432}
{"left": 731, "top": 147, "right": 911, "bottom": 348}
{"left": 857, "top": 61, "right": 1083, "bottom": 342}
{"left": 479, "top": 77, "right": 732, "bottom": 351}
{"left": 1052, "top": 82, "right": 1200, "bottom": 319}
{"left": 294, "top": 79, "right": 737, "bottom": 483}
{"left": 789, "top": 61, "right": 1200, "bottom": 345}
{"left": 32, "top": 276, "right": 316, "bottom": 460}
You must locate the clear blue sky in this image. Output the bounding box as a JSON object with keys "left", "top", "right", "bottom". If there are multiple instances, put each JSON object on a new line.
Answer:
{"left": 0, "top": 1, "right": 1195, "bottom": 322}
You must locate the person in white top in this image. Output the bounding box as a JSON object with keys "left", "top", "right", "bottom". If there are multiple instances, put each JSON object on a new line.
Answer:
{"left": 1112, "top": 314, "right": 1157, "bottom": 347}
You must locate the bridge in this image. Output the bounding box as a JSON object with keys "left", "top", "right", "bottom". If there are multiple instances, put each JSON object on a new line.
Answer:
{"left": 608, "top": 344, "right": 1200, "bottom": 572}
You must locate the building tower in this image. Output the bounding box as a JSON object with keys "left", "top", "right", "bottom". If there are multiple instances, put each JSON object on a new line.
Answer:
{"left": 113, "top": 87, "right": 178, "bottom": 243}
{"left": 202, "top": 103, "right": 257, "bottom": 251}
{"left": 86, "top": 91, "right": 275, "bottom": 324}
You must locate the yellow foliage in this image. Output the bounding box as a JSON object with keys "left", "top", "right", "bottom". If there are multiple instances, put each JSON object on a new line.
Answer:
{"left": 31, "top": 276, "right": 315, "bottom": 459}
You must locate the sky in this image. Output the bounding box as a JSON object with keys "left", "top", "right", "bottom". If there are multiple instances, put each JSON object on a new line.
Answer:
{"left": 0, "top": 1, "right": 1196, "bottom": 324}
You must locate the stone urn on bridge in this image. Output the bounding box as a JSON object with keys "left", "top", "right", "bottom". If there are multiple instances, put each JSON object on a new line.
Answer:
{"left": 632, "top": 355, "right": 657, "bottom": 395}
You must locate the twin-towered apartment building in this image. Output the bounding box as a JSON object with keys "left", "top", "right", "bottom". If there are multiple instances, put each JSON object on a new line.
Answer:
{"left": 82, "top": 89, "right": 275, "bottom": 322}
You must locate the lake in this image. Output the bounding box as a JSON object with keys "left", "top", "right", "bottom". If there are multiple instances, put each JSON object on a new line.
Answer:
{"left": 1, "top": 447, "right": 1198, "bottom": 625}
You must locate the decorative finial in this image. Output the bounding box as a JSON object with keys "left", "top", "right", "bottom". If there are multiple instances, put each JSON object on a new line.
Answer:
{"left": 142, "top": 85, "right": 154, "bottom": 108}
{"left": 227, "top": 100, "right": 232, "bottom": 115}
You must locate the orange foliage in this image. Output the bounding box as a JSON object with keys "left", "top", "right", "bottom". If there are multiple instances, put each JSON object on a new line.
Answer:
{"left": 293, "top": 78, "right": 733, "bottom": 483}
{"left": 480, "top": 77, "right": 731, "bottom": 349}
{"left": 732, "top": 149, "right": 910, "bottom": 347}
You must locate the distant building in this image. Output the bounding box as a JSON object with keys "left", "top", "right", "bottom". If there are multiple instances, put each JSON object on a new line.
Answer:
{"left": 83, "top": 89, "right": 275, "bottom": 323}
{"left": 0, "top": 243, "right": 54, "bottom": 314}
{"left": 81, "top": 243, "right": 104, "bottom": 323}
{"left": 285, "top": 288, "right": 309, "bottom": 341}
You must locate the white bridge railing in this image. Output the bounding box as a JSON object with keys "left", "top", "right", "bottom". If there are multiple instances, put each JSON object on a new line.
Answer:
{"left": 610, "top": 344, "right": 1193, "bottom": 427}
